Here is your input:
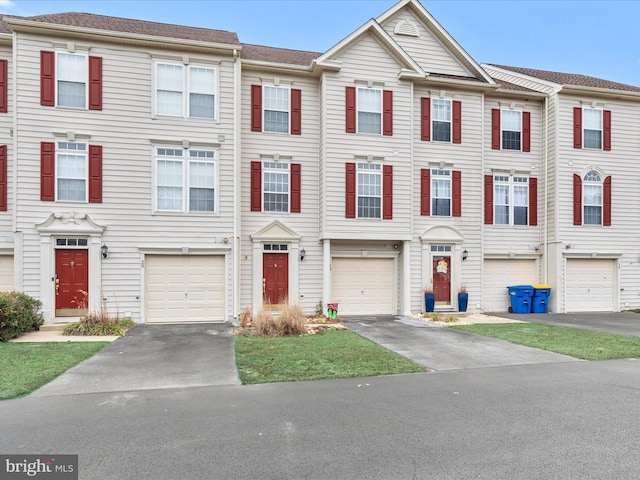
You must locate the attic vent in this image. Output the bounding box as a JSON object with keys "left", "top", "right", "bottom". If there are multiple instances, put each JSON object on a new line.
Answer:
{"left": 394, "top": 20, "right": 419, "bottom": 37}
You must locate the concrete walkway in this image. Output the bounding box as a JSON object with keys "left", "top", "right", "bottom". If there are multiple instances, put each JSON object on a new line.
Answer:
{"left": 341, "top": 315, "right": 580, "bottom": 371}
{"left": 31, "top": 323, "right": 240, "bottom": 397}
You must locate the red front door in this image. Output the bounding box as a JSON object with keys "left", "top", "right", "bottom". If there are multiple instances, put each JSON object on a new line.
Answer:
{"left": 432, "top": 255, "right": 451, "bottom": 304}
{"left": 55, "top": 249, "right": 89, "bottom": 315}
{"left": 263, "top": 253, "right": 288, "bottom": 305}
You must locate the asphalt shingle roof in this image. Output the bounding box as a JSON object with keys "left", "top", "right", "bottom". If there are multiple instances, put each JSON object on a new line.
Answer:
{"left": 240, "top": 43, "right": 320, "bottom": 66}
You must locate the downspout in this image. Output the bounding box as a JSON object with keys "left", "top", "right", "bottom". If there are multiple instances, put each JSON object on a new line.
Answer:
{"left": 232, "top": 48, "right": 240, "bottom": 323}
{"left": 480, "top": 91, "right": 485, "bottom": 312}
{"left": 11, "top": 32, "right": 20, "bottom": 291}
{"left": 543, "top": 95, "right": 548, "bottom": 284}
{"left": 405, "top": 80, "right": 414, "bottom": 315}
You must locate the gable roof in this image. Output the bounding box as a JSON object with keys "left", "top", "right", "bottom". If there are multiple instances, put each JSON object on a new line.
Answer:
{"left": 488, "top": 64, "right": 640, "bottom": 93}
{"left": 241, "top": 43, "right": 320, "bottom": 66}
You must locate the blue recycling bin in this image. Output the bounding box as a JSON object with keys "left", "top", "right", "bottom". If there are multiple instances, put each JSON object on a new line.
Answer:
{"left": 507, "top": 285, "right": 534, "bottom": 313}
{"left": 532, "top": 284, "right": 552, "bottom": 313}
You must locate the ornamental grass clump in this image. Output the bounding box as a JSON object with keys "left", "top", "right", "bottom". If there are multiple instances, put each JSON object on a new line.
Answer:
{"left": 252, "top": 304, "right": 307, "bottom": 337}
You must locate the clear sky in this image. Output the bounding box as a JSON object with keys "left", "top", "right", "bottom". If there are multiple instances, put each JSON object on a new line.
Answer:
{"left": 1, "top": 0, "right": 638, "bottom": 86}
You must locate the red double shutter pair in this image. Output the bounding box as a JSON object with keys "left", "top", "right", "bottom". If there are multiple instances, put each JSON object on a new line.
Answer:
{"left": 40, "top": 142, "right": 103, "bottom": 203}
{"left": 491, "top": 109, "right": 531, "bottom": 151}
{"left": 345, "top": 87, "right": 393, "bottom": 136}
{"left": 420, "top": 169, "right": 462, "bottom": 216}
{"left": 483, "top": 175, "right": 538, "bottom": 226}
{"left": 251, "top": 85, "right": 302, "bottom": 135}
{"left": 573, "top": 107, "right": 611, "bottom": 150}
{"left": 40, "top": 51, "right": 103, "bottom": 110}
{"left": 250, "top": 161, "right": 301, "bottom": 212}
{"left": 573, "top": 174, "right": 611, "bottom": 226}
{"left": 345, "top": 163, "right": 393, "bottom": 219}
{"left": 420, "top": 98, "right": 462, "bottom": 143}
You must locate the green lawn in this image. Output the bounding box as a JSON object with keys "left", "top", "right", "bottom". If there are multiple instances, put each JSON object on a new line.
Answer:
{"left": 235, "top": 329, "right": 426, "bottom": 384}
{"left": 452, "top": 323, "right": 640, "bottom": 360}
{"left": 0, "top": 342, "right": 109, "bottom": 400}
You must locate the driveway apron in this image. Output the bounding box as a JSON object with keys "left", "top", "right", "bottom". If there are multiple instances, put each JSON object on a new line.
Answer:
{"left": 341, "top": 315, "right": 580, "bottom": 371}
{"left": 32, "top": 323, "right": 240, "bottom": 397}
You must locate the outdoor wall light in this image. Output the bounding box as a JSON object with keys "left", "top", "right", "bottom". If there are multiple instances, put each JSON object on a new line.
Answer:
{"left": 101, "top": 244, "right": 109, "bottom": 259}
{"left": 462, "top": 249, "right": 468, "bottom": 261}
{"left": 299, "top": 247, "right": 306, "bottom": 262}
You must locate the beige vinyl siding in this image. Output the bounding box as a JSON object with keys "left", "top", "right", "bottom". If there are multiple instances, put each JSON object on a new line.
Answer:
{"left": 239, "top": 71, "right": 322, "bottom": 313}
{"left": 0, "top": 255, "right": 13, "bottom": 291}
{"left": 14, "top": 35, "right": 237, "bottom": 322}
{"left": 380, "top": 11, "right": 472, "bottom": 78}
{"left": 322, "top": 34, "right": 412, "bottom": 239}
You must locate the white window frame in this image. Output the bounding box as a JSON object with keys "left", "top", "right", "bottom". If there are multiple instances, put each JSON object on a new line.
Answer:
{"left": 262, "top": 85, "right": 290, "bottom": 134}
{"left": 583, "top": 170, "right": 603, "bottom": 225}
{"left": 154, "top": 147, "right": 217, "bottom": 214}
{"left": 493, "top": 175, "right": 528, "bottom": 226}
{"left": 356, "top": 162, "right": 382, "bottom": 219}
{"left": 501, "top": 109, "right": 522, "bottom": 151}
{"left": 155, "top": 61, "right": 217, "bottom": 119}
{"left": 582, "top": 107, "right": 603, "bottom": 150}
{"left": 431, "top": 98, "right": 452, "bottom": 142}
{"left": 262, "top": 161, "right": 290, "bottom": 212}
{"left": 56, "top": 142, "right": 88, "bottom": 202}
{"left": 56, "top": 52, "right": 88, "bottom": 109}
{"left": 357, "top": 87, "right": 382, "bottom": 135}
{"left": 431, "top": 169, "right": 451, "bottom": 217}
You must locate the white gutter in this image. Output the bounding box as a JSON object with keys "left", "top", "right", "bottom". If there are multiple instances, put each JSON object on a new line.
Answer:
{"left": 232, "top": 48, "right": 240, "bottom": 323}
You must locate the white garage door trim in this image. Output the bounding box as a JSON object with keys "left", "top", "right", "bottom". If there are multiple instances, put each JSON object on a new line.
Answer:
{"left": 483, "top": 259, "right": 537, "bottom": 312}
{"left": 145, "top": 254, "right": 226, "bottom": 323}
{"left": 331, "top": 257, "right": 396, "bottom": 315}
{"left": 565, "top": 258, "right": 616, "bottom": 312}
{"left": 0, "top": 255, "right": 13, "bottom": 291}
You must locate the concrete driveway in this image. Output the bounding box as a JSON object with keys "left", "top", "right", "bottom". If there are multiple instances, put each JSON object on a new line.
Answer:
{"left": 32, "top": 323, "right": 240, "bottom": 397}
{"left": 489, "top": 312, "right": 640, "bottom": 336}
{"left": 341, "top": 315, "right": 580, "bottom": 371}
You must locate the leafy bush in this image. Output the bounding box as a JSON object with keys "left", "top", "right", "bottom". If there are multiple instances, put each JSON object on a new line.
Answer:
{"left": 0, "top": 292, "right": 44, "bottom": 342}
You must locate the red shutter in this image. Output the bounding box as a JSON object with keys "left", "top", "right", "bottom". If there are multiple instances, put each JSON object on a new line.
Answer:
{"left": 573, "top": 107, "right": 582, "bottom": 149}
{"left": 573, "top": 174, "right": 582, "bottom": 225}
{"left": 88, "top": 56, "right": 102, "bottom": 111}
{"left": 290, "top": 163, "right": 301, "bottom": 213}
{"left": 420, "top": 169, "right": 430, "bottom": 215}
{"left": 603, "top": 176, "right": 612, "bottom": 226}
{"left": 522, "top": 111, "right": 531, "bottom": 152}
{"left": 250, "top": 161, "right": 262, "bottom": 211}
{"left": 484, "top": 175, "right": 493, "bottom": 224}
{"left": 0, "top": 60, "right": 7, "bottom": 113}
{"left": 383, "top": 90, "right": 393, "bottom": 136}
{"left": 345, "top": 162, "right": 356, "bottom": 218}
{"left": 40, "top": 51, "right": 55, "bottom": 107}
{"left": 251, "top": 85, "right": 262, "bottom": 132}
{"left": 0, "top": 145, "right": 6, "bottom": 211}
{"left": 345, "top": 86, "right": 356, "bottom": 133}
{"left": 528, "top": 177, "right": 537, "bottom": 226}
{"left": 88, "top": 145, "right": 102, "bottom": 203}
{"left": 421, "top": 97, "right": 430, "bottom": 141}
{"left": 291, "top": 89, "right": 301, "bottom": 135}
{"left": 452, "top": 100, "right": 462, "bottom": 144}
{"left": 603, "top": 110, "right": 611, "bottom": 151}
{"left": 40, "top": 142, "right": 55, "bottom": 201}
{"left": 491, "top": 109, "right": 500, "bottom": 150}
{"left": 452, "top": 170, "right": 462, "bottom": 217}
{"left": 383, "top": 165, "right": 393, "bottom": 219}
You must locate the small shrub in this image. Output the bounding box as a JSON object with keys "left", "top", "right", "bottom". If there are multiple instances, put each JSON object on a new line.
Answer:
{"left": 443, "top": 315, "right": 459, "bottom": 323}
{"left": 252, "top": 305, "right": 307, "bottom": 337}
{"left": 240, "top": 308, "right": 252, "bottom": 329}
{"left": 0, "top": 292, "right": 44, "bottom": 342}
{"left": 63, "top": 317, "right": 136, "bottom": 336}
{"left": 252, "top": 309, "right": 279, "bottom": 337}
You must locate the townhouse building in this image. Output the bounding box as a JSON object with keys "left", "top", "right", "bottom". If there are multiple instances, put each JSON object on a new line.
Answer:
{"left": 0, "top": 0, "right": 638, "bottom": 323}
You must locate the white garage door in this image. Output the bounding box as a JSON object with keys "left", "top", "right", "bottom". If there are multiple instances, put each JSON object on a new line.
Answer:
{"left": 566, "top": 259, "right": 616, "bottom": 312}
{"left": 145, "top": 255, "right": 226, "bottom": 323}
{"left": 331, "top": 257, "right": 395, "bottom": 315}
{"left": 483, "top": 259, "right": 537, "bottom": 312}
{"left": 0, "top": 255, "right": 13, "bottom": 291}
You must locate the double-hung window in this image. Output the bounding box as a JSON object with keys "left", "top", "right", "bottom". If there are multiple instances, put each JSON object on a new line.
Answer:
{"left": 431, "top": 169, "right": 451, "bottom": 216}
{"left": 156, "top": 148, "right": 216, "bottom": 213}
{"left": 156, "top": 63, "right": 216, "bottom": 119}
{"left": 263, "top": 86, "right": 290, "bottom": 133}
{"left": 357, "top": 163, "right": 382, "bottom": 218}
{"left": 432, "top": 99, "right": 451, "bottom": 142}
{"left": 582, "top": 170, "right": 602, "bottom": 225}
{"left": 263, "top": 162, "right": 290, "bottom": 212}
{"left": 583, "top": 108, "right": 602, "bottom": 149}
{"left": 494, "top": 175, "right": 528, "bottom": 226}
{"left": 57, "top": 142, "right": 87, "bottom": 201}
{"left": 357, "top": 88, "right": 382, "bottom": 134}
{"left": 501, "top": 110, "right": 521, "bottom": 150}
{"left": 57, "top": 53, "right": 87, "bottom": 108}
